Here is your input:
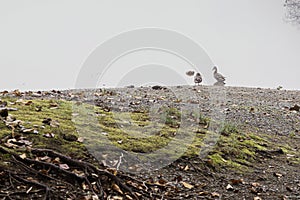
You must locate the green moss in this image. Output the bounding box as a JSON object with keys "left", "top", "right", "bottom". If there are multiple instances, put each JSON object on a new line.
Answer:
{"left": 220, "top": 123, "right": 238, "bottom": 136}
{"left": 242, "top": 139, "right": 266, "bottom": 151}
{"left": 1, "top": 96, "right": 299, "bottom": 172}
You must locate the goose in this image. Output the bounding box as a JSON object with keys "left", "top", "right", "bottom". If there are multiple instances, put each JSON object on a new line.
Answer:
{"left": 212, "top": 66, "right": 226, "bottom": 82}
{"left": 194, "top": 72, "right": 202, "bottom": 85}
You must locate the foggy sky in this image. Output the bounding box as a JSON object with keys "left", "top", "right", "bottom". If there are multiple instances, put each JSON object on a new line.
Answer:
{"left": 0, "top": 0, "right": 299, "bottom": 91}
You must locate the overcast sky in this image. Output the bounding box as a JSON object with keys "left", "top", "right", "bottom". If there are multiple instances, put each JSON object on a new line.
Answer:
{"left": 0, "top": 0, "right": 299, "bottom": 91}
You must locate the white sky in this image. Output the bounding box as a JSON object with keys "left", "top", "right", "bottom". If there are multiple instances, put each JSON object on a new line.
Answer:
{"left": 0, "top": 0, "right": 299, "bottom": 91}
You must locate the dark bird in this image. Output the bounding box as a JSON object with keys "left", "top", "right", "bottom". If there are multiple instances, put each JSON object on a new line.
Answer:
{"left": 212, "top": 66, "right": 226, "bottom": 83}
{"left": 186, "top": 70, "right": 195, "bottom": 76}
{"left": 194, "top": 72, "right": 202, "bottom": 85}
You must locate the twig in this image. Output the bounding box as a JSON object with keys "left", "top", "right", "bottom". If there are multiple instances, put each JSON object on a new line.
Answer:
{"left": 116, "top": 152, "right": 124, "bottom": 171}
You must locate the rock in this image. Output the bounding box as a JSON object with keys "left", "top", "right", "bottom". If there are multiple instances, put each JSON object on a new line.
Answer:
{"left": 42, "top": 118, "right": 52, "bottom": 125}
{"left": 152, "top": 85, "right": 166, "bottom": 90}
{"left": 0, "top": 100, "right": 7, "bottom": 107}
{"left": 0, "top": 108, "right": 8, "bottom": 118}
{"left": 63, "top": 134, "right": 78, "bottom": 142}
{"left": 289, "top": 104, "right": 299, "bottom": 112}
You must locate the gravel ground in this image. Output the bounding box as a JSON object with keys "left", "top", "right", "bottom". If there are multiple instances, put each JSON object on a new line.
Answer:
{"left": 2, "top": 85, "right": 300, "bottom": 200}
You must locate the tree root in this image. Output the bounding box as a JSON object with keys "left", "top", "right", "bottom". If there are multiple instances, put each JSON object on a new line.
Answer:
{"left": 0, "top": 146, "right": 166, "bottom": 199}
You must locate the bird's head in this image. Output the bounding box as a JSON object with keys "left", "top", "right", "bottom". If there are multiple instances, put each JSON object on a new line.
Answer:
{"left": 196, "top": 72, "right": 201, "bottom": 76}
{"left": 212, "top": 66, "right": 217, "bottom": 71}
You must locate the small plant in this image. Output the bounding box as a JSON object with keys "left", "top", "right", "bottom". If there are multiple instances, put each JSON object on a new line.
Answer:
{"left": 159, "top": 107, "right": 181, "bottom": 128}
{"left": 199, "top": 114, "right": 210, "bottom": 128}
{"left": 220, "top": 123, "right": 238, "bottom": 136}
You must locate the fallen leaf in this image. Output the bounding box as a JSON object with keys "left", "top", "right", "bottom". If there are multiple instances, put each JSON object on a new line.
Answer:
{"left": 251, "top": 182, "right": 260, "bottom": 187}
{"left": 59, "top": 164, "right": 70, "bottom": 170}
{"left": 254, "top": 197, "right": 262, "bottom": 200}
{"left": 43, "top": 133, "right": 55, "bottom": 138}
{"left": 111, "top": 197, "right": 122, "bottom": 200}
{"left": 226, "top": 184, "right": 234, "bottom": 190}
{"left": 92, "top": 195, "right": 99, "bottom": 200}
{"left": 50, "top": 120, "right": 60, "bottom": 128}
{"left": 286, "top": 186, "right": 293, "bottom": 192}
{"left": 181, "top": 181, "right": 194, "bottom": 189}
{"left": 198, "top": 191, "right": 209, "bottom": 196}
{"left": 24, "top": 101, "right": 33, "bottom": 106}
{"left": 112, "top": 183, "right": 123, "bottom": 194}
{"left": 49, "top": 102, "right": 59, "bottom": 109}
{"left": 183, "top": 165, "right": 189, "bottom": 171}
{"left": 125, "top": 195, "right": 133, "bottom": 200}
{"left": 211, "top": 192, "right": 220, "bottom": 197}
{"left": 40, "top": 156, "right": 51, "bottom": 162}
{"left": 274, "top": 172, "right": 283, "bottom": 178}
{"left": 53, "top": 157, "right": 60, "bottom": 164}
{"left": 77, "top": 137, "right": 84, "bottom": 142}
{"left": 230, "top": 178, "right": 244, "bottom": 185}
{"left": 13, "top": 90, "right": 22, "bottom": 97}
{"left": 19, "top": 153, "right": 27, "bottom": 159}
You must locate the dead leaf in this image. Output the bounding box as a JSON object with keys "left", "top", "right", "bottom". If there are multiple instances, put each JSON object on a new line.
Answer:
{"left": 40, "top": 156, "right": 51, "bottom": 162}
{"left": 111, "top": 197, "right": 122, "bottom": 200}
{"left": 59, "top": 163, "right": 70, "bottom": 170}
{"left": 19, "top": 153, "right": 27, "bottom": 159}
{"left": 226, "top": 184, "right": 234, "bottom": 190}
{"left": 107, "top": 168, "right": 118, "bottom": 176}
{"left": 24, "top": 101, "right": 33, "bottom": 106}
{"left": 112, "top": 183, "right": 123, "bottom": 194}
{"left": 125, "top": 195, "right": 133, "bottom": 200}
{"left": 13, "top": 90, "right": 22, "bottom": 97}
{"left": 211, "top": 192, "right": 220, "bottom": 197}
{"left": 22, "top": 128, "right": 34, "bottom": 133}
{"left": 53, "top": 157, "right": 60, "bottom": 164}
{"left": 274, "top": 172, "right": 283, "bottom": 178}
{"left": 198, "top": 191, "right": 209, "bottom": 196}
{"left": 251, "top": 182, "right": 260, "bottom": 187}
{"left": 92, "top": 195, "right": 99, "bottom": 200}
{"left": 77, "top": 137, "right": 84, "bottom": 142}
{"left": 50, "top": 120, "right": 60, "bottom": 128}
{"left": 230, "top": 178, "right": 244, "bottom": 185}
{"left": 72, "top": 169, "right": 85, "bottom": 177}
{"left": 183, "top": 165, "right": 189, "bottom": 171}
{"left": 49, "top": 102, "right": 59, "bottom": 109}
{"left": 254, "top": 197, "right": 262, "bottom": 200}
{"left": 158, "top": 178, "right": 168, "bottom": 185}
{"left": 181, "top": 181, "right": 194, "bottom": 189}
{"left": 43, "top": 133, "right": 55, "bottom": 138}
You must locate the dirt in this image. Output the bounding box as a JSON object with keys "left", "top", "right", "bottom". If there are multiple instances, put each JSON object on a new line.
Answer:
{"left": 0, "top": 85, "right": 300, "bottom": 200}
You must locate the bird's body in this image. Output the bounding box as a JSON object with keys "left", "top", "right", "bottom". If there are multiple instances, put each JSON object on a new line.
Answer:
{"left": 194, "top": 73, "right": 202, "bottom": 85}
{"left": 212, "top": 66, "right": 226, "bottom": 82}
{"left": 186, "top": 70, "right": 195, "bottom": 76}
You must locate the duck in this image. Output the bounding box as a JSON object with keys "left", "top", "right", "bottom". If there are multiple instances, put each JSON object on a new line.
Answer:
{"left": 186, "top": 70, "right": 195, "bottom": 77}
{"left": 194, "top": 72, "right": 202, "bottom": 85}
{"left": 212, "top": 66, "right": 226, "bottom": 83}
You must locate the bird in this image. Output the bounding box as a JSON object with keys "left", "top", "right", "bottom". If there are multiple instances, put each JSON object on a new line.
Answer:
{"left": 186, "top": 70, "right": 195, "bottom": 77}
{"left": 194, "top": 72, "right": 202, "bottom": 85}
{"left": 212, "top": 66, "right": 226, "bottom": 83}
